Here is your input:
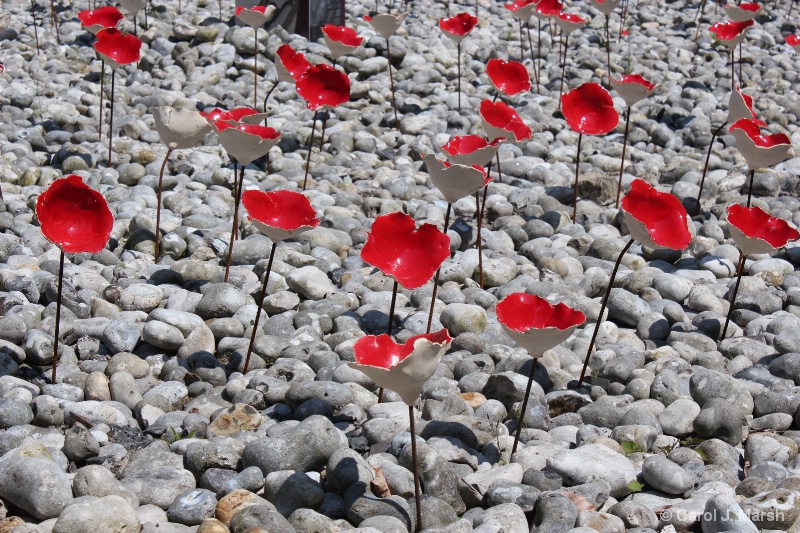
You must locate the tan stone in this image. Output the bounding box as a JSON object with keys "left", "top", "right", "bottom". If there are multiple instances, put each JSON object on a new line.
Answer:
{"left": 207, "top": 404, "right": 262, "bottom": 438}
{"left": 460, "top": 392, "right": 486, "bottom": 408}
{"left": 196, "top": 518, "right": 230, "bottom": 533}
{"left": 215, "top": 489, "right": 262, "bottom": 527}
{"left": 0, "top": 517, "right": 25, "bottom": 533}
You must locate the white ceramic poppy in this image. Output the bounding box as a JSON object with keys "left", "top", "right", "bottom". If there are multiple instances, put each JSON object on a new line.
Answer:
{"left": 589, "top": 0, "right": 621, "bottom": 16}
{"left": 365, "top": 13, "right": 409, "bottom": 39}
{"left": 610, "top": 75, "right": 658, "bottom": 108}
{"left": 236, "top": 5, "right": 276, "bottom": 30}
{"left": 217, "top": 124, "right": 281, "bottom": 166}
{"left": 423, "top": 154, "right": 489, "bottom": 204}
{"left": 151, "top": 107, "right": 212, "bottom": 150}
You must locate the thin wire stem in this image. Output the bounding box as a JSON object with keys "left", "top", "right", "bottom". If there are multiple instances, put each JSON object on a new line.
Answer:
{"left": 720, "top": 250, "right": 745, "bottom": 342}
{"left": 410, "top": 404, "right": 422, "bottom": 533}
{"left": 572, "top": 133, "right": 582, "bottom": 224}
{"left": 616, "top": 108, "right": 631, "bottom": 209}
{"left": 224, "top": 164, "right": 245, "bottom": 282}
{"left": 108, "top": 69, "right": 115, "bottom": 166}
{"left": 303, "top": 116, "right": 317, "bottom": 191}
{"left": 512, "top": 359, "right": 537, "bottom": 455}
{"left": 51, "top": 250, "right": 65, "bottom": 384}
{"left": 243, "top": 242, "right": 277, "bottom": 374}
{"left": 426, "top": 203, "right": 452, "bottom": 334}
{"left": 746, "top": 168, "right": 755, "bottom": 207}
{"left": 696, "top": 123, "right": 725, "bottom": 216}
{"left": 388, "top": 39, "right": 399, "bottom": 129}
{"left": 457, "top": 41, "right": 461, "bottom": 113}
{"left": 154, "top": 147, "right": 172, "bottom": 262}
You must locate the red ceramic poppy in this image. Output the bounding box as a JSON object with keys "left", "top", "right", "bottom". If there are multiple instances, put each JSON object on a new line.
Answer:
{"left": 361, "top": 212, "right": 450, "bottom": 290}
{"left": 534, "top": 0, "right": 564, "bottom": 19}
{"left": 275, "top": 44, "right": 311, "bottom": 84}
{"left": 589, "top": 0, "right": 621, "bottom": 16}
{"left": 216, "top": 122, "right": 281, "bottom": 166}
{"left": 201, "top": 107, "right": 268, "bottom": 130}
{"left": 562, "top": 82, "right": 619, "bottom": 136}
{"left": 496, "top": 293, "right": 586, "bottom": 356}
{"left": 786, "top": 34, "right": 800, "bottom": 52}
{"left": 610, "top": 74, "right": 657, "bottom": 107}
{"left": 727, "top": 204, "right": 799, "bottom": 255}
{"left": 242, "top": 190, "right": 319, "bottom": 243}
{"left": 36, "top": 175, "right": 114, "bottom": 254}
{"left": 235, "top": 5, "right": 275, "bottom": 28}
{"left": 621, "top": 179, "right": 692, "bottom": 250}
{"left": 504, "top": 0, "right": 538, "bottom": 20}
{"left": 364, "top": 13, "right": 409, "bottom": 39}
{"left": 709, "top": 19, "right": 754, "bottom": 48}
{"left": 724, "top": 2, "right": 760, "bottom": 21}
{"left": 728, "top": 87, "right": 764, "bottom": 126}
{"left": 441, "top": 136, "right": 504, "bottom": 167}
{"left": 439, "top": 12, "right": 479, "bottom": 44}
{"left": 296, "top": 64, "right": 351, "bottom": 111}
{"left": 555, "top": 12, "right": 587, "bottom": 34}
{"left": 486, "top": 59, "right": 531, "bottom": 96}
{"left": 321, "top": 24, "right": 364, "bottom": 59}
{"left": 78, "top": 6, "right": 123, "bottom": 35}
{"left": 480, "top": 100, "right": 532, "bottom": 142}
{"left": 423, "top": 154, "right": 492, "bottom": 203}
{"left": 729, "top": 118, "right": 794, "bottom": 170}
{"left": 94, "top": 28, "right": 142, "bottom": 70}
{"left": 350, "top": 329, "right": 452, "bottom": 406}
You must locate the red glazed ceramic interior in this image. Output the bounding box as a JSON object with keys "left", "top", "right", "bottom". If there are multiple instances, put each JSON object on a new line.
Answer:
{"left": 709, "top": 19, "right": 754, "bottom": 40}
{"left": 216, "top": 122, "right": 280, "bottom": 140}
{"left": 729, "top": 119, "right": 791, "bottom": 148}
{"left": 486, "top": 59, "right": 531, "bottom": 96}
{"left": 561, "top": 82, "right": 619, "bottom": 136}
{"left": 614, "top": 74, "right": 657, "bottom": 92}
{"left": 441, "top": 135, "right": 492, "bottom": 156}
{"left": 505, "top": 0, "right": 538, "bottom": 11}
{"left": 727, "top": 204, "right": 800, "bottom": 248}
{"left": 536, "top": 0, "right": 564, "bottom": 16}
{"left": 321, "top": 24, "right": 364, "bottom": 46}
{"left": 78, "top": 6, "right": 123, "bottom": 30}
{"left": 353, "top": 330, "right": 452, "bottom": 368}
{"left": 276, "top": 44, "right": 311, "bottom": 80}
{"left": 201, "top": 107, "right": 259, "bottom": 123}
{"left": 296, "top": 64, "right": 351, "bottom": 110}
{"left": 496, "top": 293, "right": 586, "bottom": 332}
{"left": 621, "top": 179, "right": 692, "bottom": 250}
{"left": 787, "top": 34, "right": 800, "bottom": 46}
{"left": 235, "top": 5, "right": 267, "bottom": 14}
{"left": 241, "top": 190, "right": 318, "bottom": 231}
{"left": 94, "top": 28, "right": 142, "bottom": 66}
{"left": 439, "top": 12, "right": 479, "bottom": 36}
{"left": 480, "top": 100, "right": 533, "bottom": 141}
{"left": 557, "top": 12, "right": 587, "bottom": 24}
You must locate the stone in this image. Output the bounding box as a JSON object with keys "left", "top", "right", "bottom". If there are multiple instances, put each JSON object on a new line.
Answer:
{"left": 547, "top": 444, "right": 637, "bottom": 498}
{"left": 0, "top": 447, "right": 72, "bottom": 519}
{"left": 167, "top": 488, "right": 218, "bottom": 526}
{"left": 701, "top": 493, "right": 758, "bottom": 532}
{"left": 440, "top": 303, "right": 487, "bottom": 336}
{"left": 51, "top": 495, "right": 139, "bottom": 533}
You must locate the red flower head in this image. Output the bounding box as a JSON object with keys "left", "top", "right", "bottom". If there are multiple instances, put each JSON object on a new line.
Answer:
{"left": 78, "top": 6, "right": 123, "bottom": 35}
{"left": 362, "top": 212, "right": 450, "bottom": 290}
{"left": 36, "top": 175, "right": 114, "bottom": 254}
{"left": 727, "top": 204, "right": 799, "bottom": 256}
{"left": 439, "top": 12, "right": 479, "bottom": 44}
{"left": 724, "top": 2, "right": 761, "bottom": 21}
{"left": 534, "top": 0, "right": 564, "bottom": 19}
{"left": 215, "top": 122, "right": 281, "bottom": 167}
{"left": 621, "top": 179, "right": 691, "bottom": 250}
{"left": 729, "top": 118, "right": 794, "bottom": 170}
{"left": 201, "top": 107, "right": 267, "bottom": 131}
{"left": 296, "top": 64, "right": 351, "bottom": 111}
{"left": 589, "top": 0, "right": 621, "bottom": 16}
{"left": 480, "top": 100, "right": 532, "bottom": 143}
{"left": 364, "top": 12, "right": 409, "bottom": 39}
{"left": 94, "top": 28, "right": 142, "bottom": 70}
{"left": 786, "top": 34, "right": 800, "bottom": 52}
{"left": 709, "top": 19, "right": 754, "bottom": 49}
{"left": 275, "top": 44, "right": 311, "bottom": 84}
{"left": 423, "top": 154, "right": 492, "bottom": 203}
{"left": 555, "top": 12, "right": 587, "bottom": 35}
{"left": 321, "top": 24, "right": 364, "bottom": 60}
{"left": 235, "top": 5, "right": 276, "bottom": 29}
{"left": 242, "top": 190, "right": 319, "bottom": 243}
{"left": 486, "top": 59, "right": 531, "bottom": 96}
{"left": 504, "top": 0, "right": 538, "bottom": 20}
{"left": 562, "top": 82, "right": 619, "bottom": 136}
{"left": 349, "top": 330, "right": 453, "bottom": 406}
{"left": 728, "top": 87, "right": 764, "bottom": 126}
{"left": 496, "top": 293, "right": 586, "bottom": 356}
{"left": 440, "top": 136, "right": 504, "bottom": 168}
{"left": 610, "top": 74, "right": 657, "bottom": 107}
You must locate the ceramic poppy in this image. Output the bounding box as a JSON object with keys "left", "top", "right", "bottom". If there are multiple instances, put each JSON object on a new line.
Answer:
{"left": 275, "top": 44, "right": 311, "bottom": 84}
{"left": 727, "top": 204, "right": 799, "bottom": 256}
{"left": 216, "top": 122, "right": 281, "bottom": 167}
{"left": 480, "top": 100, "right": 532, "bottom": 143}
{"left": 439, "top": 12, "right": 479, "bottom": 44}
{"left": 786, "top": 34, "right": 800, "bottom": 52}
{"left": 724, "top": 2, "right": 760, "bottom": 21}
{"left": 321, "top": 24, "right": 364, "bottom": 59}
{"left": 610, "top": 74, "right": 657, "bottom": 108}
{"left": 562, "top": 82, "right": 619, "bottom": 136}
{"left": 589, "top": 0, "right": 621, "bottom": 16}
{"left": 729, "top": 119, "right": 794, "bottom": 170}
{"left": 504, "top": 0, "right": 538, "bottom": 20}
{"left": 555, "top": 12, "right": 587, "bottom": 35}
{"left": 36, "top": 175, "right": 114, "bottom": 254}
{"left": 709, "top": 19, "right": 754, "bottom": 49}
{"left": 486, "top": 59, "right": 531, "bottom": 96}
{"left": 235, "top": 5, "right": 276, "bottom": 29}
{"left": 621, "top": 179, "right": 692, "bottom": 250}
{"left": 423, "top": 154, "right": 492, "bottom": 203}
{"left": 496, "top": 293, "right": 586, "bottom": 357}
{"left": 201, "top": 107, "right": 268, "bottom": 130}
{"left": 296, "top": 64, "right": 351, "bottom": 111}
{"left": 361, "top": 212, "right": 450, "bottom": 290}
{"left": 152, "top": 107, "right": 212, "bottom": 150}
{"left": 534, "top": 0, "right": 564, "bottom": 19}
{"left": 728, "top": 86, "right": 763, "bottom": 126}
{"left": 364, "top": 12, "right": 409, "bottom": 39}
{"left": 242, "top": 190, "right": 319, "bottom": 243}
{"left": 94, "top": 28, "right": 142, "bottom": 70}
{"left": 117, "top": 0, "right": 146, "bottom": 17}
{"left": 440, "top": 136, "right": 504, "bottom": 168}
{"left": 349, "top": 330, "right": 453, "bottom": 406}
{"left": 78, "top": 6, "right": 123, "bottom": 35}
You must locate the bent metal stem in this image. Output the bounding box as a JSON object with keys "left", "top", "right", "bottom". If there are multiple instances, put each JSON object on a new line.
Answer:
{"left": 242, "top": 242, "right": 277, "bottom": 374}
{"left": 720, "top": 250, "right": 745, "bottom": 341}
{"left": 695, "top": 122, "right": 726, "bottom": 216}
{"left": 511, "top": 358, "right": 537, "bottom": 455}
{"left": 154, "top": 147, "right": 173, "bottom": 261}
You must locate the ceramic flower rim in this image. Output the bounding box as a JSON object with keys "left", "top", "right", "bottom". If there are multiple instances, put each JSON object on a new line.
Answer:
{"left": 151, "top": 107, "right": 212, "bottom": 150}
{"left": 728, "top": 87, "right": 764, "bottom": 126}
{"left": 201, "top": 107, "right": 268, "bottom": 130}
{"left": 439, "top": 12, "right": 479, "bottom": 43}
{"left": 504, "top": 0, "right": 538, "bottom": 20}
{"left": 423, "top": 154, "right": 492, "bottom": 203}
{"left": 36, "top": 175, "right": 114, "bottom": 254}
{"left": 235, "top": 5, "right": 276, "bottom": 29}
{"left": 786, "top": 34, "right": 800, "bottom": 51}
{"left": 589, "top": 0, "right": 621, "bottom": 16}
{"left": 361, "top": 212, "right": 450, "bottom": 290}
{"left": 709, "top": 19, "right": 754, "bottom": 48}
{"left": 621, "top": 179, "right": 692, "bottom": 251}
{"left": 480, "top": 100, "right": 532, "bottom": 142}
{"left": 440, "top": 136, "right": 505, "bottom": 168}
{"left": 555, "top": 12, "right": 587, "bottom": 34}
{"left": 610, "top": 74, "right": 657, "bottom": 107}
{"left": 496, "top": 293, "right": 586, "bottom": 356}
{"left": 723, "top": 2, "right": 761, "bottom": 21}
{"left": 486, "top": 59, "right": 531, "bottom": 96}
{"left": 562, "top": 82, "right": 619, "bottom": 136}
{"left": 349, "top": 330, "right": 453, "bottom": 406}
{"left": 242, "top": 190, "right": 319, "bottom": 243}
{"left": 296, "top": 64, "right": 351, "bottom": 111}
{"left": 534, "top": 0, "right": 564, "bottom": 19}
{"left": 364, "top": 13, "right": 409, "bottom": 39}
{"left": 275, "top": 44, "right": 311, "bottom": 84}
{"left": 729, "top": 118, "right": 794, "bottom": 170}
{"left": 94, "top": 28, "right": 142, "bottom": 70}
{"left": 216, "top": 122, "right": 282, "bottom": 166}
{"left": 727, "top": 204, "right": 799, "bottom": 255}
{"left": 78, "top": 6, "right": 123, "bottom": 34}
{"left": 117, "top": 0, "right": 146, "bottom": 16}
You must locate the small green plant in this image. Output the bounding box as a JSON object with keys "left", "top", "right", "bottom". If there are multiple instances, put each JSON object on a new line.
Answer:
{"left": 621, "top": 440, "right": 644, "bottom": 455}
{"left": 776, "top": 82, "right": 786, "bottom": 96}
{"left": 628, "top": 480, "right": 644, "bottom": 493}
{"left": 163, "top": 426, "right": 197, "bottom": 445}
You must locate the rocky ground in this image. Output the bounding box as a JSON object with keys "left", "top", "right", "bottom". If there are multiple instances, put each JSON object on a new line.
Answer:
{"left": 0, "top": 0, "right": 799, "bottom": 531}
